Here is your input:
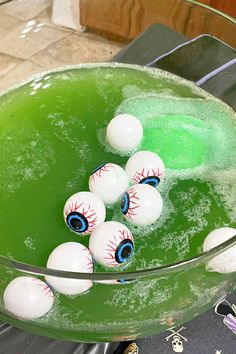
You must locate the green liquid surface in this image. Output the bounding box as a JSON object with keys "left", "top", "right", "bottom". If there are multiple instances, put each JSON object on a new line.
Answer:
{"left": 0, "top": 64, "right": 236, "bottom": 341}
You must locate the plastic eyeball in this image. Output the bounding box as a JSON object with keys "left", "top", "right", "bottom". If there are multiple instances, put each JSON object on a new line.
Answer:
{"left": 203, "top": 227, "right": 236, "bottom": 273}
{"left": 121, "top": 184, "right": 163, "bottom": 225}
{"left": 45, "top": 242, "right": 93, "bottom": 295}
{"left": 97, "top": 278, "right": 136, "bottom": 285}
{"left": 125, "top": 151, "right": 165, "bottom": 188}
{"left": 106, "top": 114, "right": 143, "bottom": 153}
{"left": 4, "top": 276, "right": 54, "bottom": 320}
{"left": 63, "top": 191, "right": 106, "bottom": 235}
{"left": 89, "top": 221, "right": 134, "bottom": 268}
{"left": 89, "top": 163, "right": 129, "bottom": 204}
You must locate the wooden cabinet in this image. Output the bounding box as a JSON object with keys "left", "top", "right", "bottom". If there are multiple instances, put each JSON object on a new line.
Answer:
{"left": 198, "top": 0, "right": 236, "bottom": 19}
{"left": 80, "top": 0, "right": 236, "bottom": 47}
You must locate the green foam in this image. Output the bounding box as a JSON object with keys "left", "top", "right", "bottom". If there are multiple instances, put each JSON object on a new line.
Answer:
{"left": 143, "top": 114, "right": 209, "bottom": 169}
{"left": 116, "top": 94, "right": 236, "bottom": 170}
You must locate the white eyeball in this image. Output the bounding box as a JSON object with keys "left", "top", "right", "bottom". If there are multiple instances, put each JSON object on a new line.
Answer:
{"left": 89, "top": 221, "right": 134, "bottom": 268}
{"left": 203, "top": 227, "right": 236, "bottom": 273}
{"left": 45, "top": 242, "right": 93, "bottom": 296}
{"left": 63, "top": 191, "right": 106, "bottom": 235}
{"left": 89, "top": 163, "right": 129, "bottom": 204}
{"left": 125, "top": 151, "right": 165, "bottom": 188}
{"left": 4, "top": 276, "right": 54, "bottom": 320}
{"left": 106, "top": 114, "right": 143, "bottom": 153}
{"left": 121, "top": 184, "right": 163, "bottom": 225}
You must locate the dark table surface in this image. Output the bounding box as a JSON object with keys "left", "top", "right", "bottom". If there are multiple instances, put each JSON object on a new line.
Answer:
{"left": 1, "top": 291, "right": 236, "bottom": 354}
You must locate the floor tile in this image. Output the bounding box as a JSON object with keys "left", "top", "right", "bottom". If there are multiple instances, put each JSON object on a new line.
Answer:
{"left": 0, "top": 0, "right": 52, "bottom": 21}
{"left": 0, "top": 53, "right": 22, "bottom": 78}
{"left": 0, "top": 12, "right": 21, "bottom": 39}
{"left": 31, "top": 32, "right": 124, "bottom": 68}
{"left": 0, "top": 22, "right": 70, "bottom": 59}
{"left": 0, "top": 60, "right": 44, "bottom": 92}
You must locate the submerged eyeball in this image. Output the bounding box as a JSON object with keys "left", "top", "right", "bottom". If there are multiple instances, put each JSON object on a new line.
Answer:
{"left": 63, "top": 191, "right": 106, "bottom": 235}
{"left": 125, "top": 151, "right": 165, "bottom": 188}
{"left": 4, "top": 276, "right": 54, "bottom": 320}
{"left": 45, "top": 242, "right": 93, "bottom": 295}
{"left": 89, "top": 221, "right": 134, "bottom": 268}
{"left": 97, "top": 278, "right": 136, "bottom": 285}
{"left": 106, "top": 114, "right": 143, "bottom": 153}
{"left": 121, "top": 184, "right": 163, "bottom": 225}
{"left": 203, "top": 227, "right": 236, "bottom": 274}
{"left": 89, "top": 163, "right": 129, "bottom": 204}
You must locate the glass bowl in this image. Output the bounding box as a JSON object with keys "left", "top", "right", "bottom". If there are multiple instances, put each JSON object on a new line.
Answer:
{"left": 0, "top": 0, "right": 236, "bottom": 343}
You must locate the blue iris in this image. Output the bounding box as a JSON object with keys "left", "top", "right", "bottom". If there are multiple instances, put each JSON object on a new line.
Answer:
{"left": 91, "top": 163, "right": 106, "bottom": 175}
{"left": 118, "top": 278, "right": 126, "bottom": 283}
{"left": 117, "top": 278, "right": 135, "bottom": 284}
{"left": 66, "top": 212, "right": 88, "bottom": 233}
{"left": 140, "top": 176, "right": 160, "bottom": 188}
{"left": 121, "top": 192, "right": 130, "bottom": 215}
{"left": 115, "top": 239, "right": 134, "bottom": 264}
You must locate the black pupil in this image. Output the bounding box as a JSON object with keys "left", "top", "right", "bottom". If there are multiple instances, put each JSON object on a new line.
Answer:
{"left": 121, "top": 192, "right": 130, "bottom": 214}
{"left": 121, "top": 245, "right": 131, "bottom": 259}
{"left": 117, "top": 278, "right": 135, "bottom": 283}
{"left": 66, "top": 212, "right": 89, "bottom": 233}
{"left": 140, "top": 176, "right": 160, "bottom": 187}
{"left": 72, "top": 218, "right": 82, "bottom": 230}
{"left": 115, "top": 239, "right": 134, "bottom": 263}
{"left": 121, "top": 197, "right": 125, "bottom": 210}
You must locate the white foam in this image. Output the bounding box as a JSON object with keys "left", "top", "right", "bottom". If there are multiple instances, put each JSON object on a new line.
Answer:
{"left": 0, "top": 126, "right": 55, "bottom": 197}
{"left": 64, "top": 166, "right": 86, "bottom": 194}
{"left": 104, "top": 278, "right": 177, "bottom": 314}
{"left": 189, "top": 281, "right": 230, "bottom": 308}
{"left": 24, "top": 237, "right": 36, "bottom": 250}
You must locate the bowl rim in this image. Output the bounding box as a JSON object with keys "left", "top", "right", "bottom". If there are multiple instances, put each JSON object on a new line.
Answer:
{"left": 0, "top": 62, "right": 235, "bottom": 281}
{"left": 187, "top": 0, "right": 236, "bottom": 24}
{"left": 0, "top": 235, "right": 236, "bottom": 280}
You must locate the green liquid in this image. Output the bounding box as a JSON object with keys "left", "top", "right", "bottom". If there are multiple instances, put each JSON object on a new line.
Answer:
{"left": 0, "top": 64, "right": 236, "bottom": 342}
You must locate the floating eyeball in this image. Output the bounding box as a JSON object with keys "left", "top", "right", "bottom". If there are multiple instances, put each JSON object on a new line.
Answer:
{"left": 4, "top": 276, "right": 54, "bottom": 320}
{"left": 106, "top": 114, "right": 143, "bottom": 153}
{"left": 45, "top": 242, "right": 93, "bottom": 295}
{"left": 203, "top": 227, "right": 236, "bottom": 273}
{"left": 96, "top": 278, "right": 136, "bottom": 285}
{"left": 89, "top": 221, "right": 134, "bottom": 268}
{"left": 89, "top": 163, "right": 129, "bottom": 204}
{"left": 125, "top": 151, "right": 165, "bottom": 188}
{"left": 121, "top": 184, "right": 163, "bottom": 225}
{"left": 63, "top": 191, "right": 106, "bottom": 235}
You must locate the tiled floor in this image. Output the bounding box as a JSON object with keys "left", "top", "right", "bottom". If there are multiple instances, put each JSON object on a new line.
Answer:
{"left": 0, "top": 0, "right": 124, "bottom": 92}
